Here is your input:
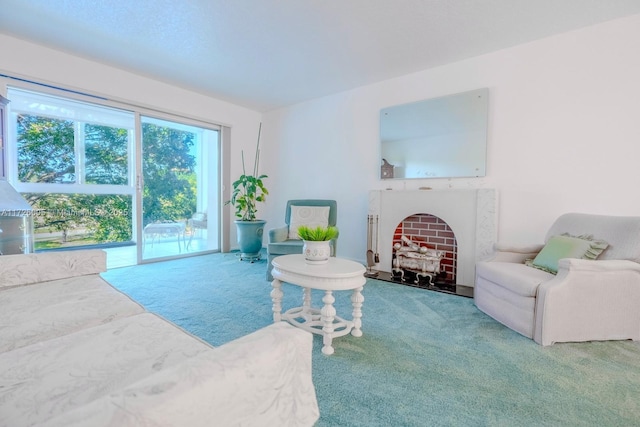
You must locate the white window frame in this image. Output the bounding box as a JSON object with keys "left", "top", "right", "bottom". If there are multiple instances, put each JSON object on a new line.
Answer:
{"left": 6, "top": 86, "right": 136, "bottom": 198}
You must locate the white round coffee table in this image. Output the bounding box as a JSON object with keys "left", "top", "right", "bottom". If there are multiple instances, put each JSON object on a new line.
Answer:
{"left": 271, "top": 254, "right": 366, "bottom": 355}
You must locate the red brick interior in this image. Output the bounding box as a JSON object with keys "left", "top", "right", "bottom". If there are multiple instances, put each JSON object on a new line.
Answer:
{"left": 393, "top": 213, "right": 457, "bottom": 283}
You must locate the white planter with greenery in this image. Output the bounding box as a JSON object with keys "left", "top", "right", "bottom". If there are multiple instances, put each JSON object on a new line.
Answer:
{"left": 297, "top": 225, "right": 338, "bottom": 265}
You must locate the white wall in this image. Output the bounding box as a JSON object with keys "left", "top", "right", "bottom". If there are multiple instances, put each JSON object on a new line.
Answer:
{"left": 262, "top": 14, "right": 640, "bottom": 264}
{"left": 0, "top": 33, "right": 262, "bottom": 249}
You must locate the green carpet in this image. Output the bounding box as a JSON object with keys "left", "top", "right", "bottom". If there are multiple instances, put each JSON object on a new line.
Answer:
{"left": 102, "top": 252, "right": 640, "bottom": 426}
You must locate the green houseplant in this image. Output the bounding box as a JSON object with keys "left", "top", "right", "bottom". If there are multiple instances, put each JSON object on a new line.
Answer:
{"left": 296, "top": 225, "right": 339, "bottom": 241}
{"left": 228, "top": 165, "right": 268, "bottom": 221}
{"left": 297, "top": 225, "right": 339, "bottom": 265}
{"left": 226, "top": 124, "right": 269, "bottom": 261}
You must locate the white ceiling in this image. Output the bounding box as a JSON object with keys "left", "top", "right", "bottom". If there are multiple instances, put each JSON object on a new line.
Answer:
{"left": 2, "top": 0, "right": 640, "bottom": 112}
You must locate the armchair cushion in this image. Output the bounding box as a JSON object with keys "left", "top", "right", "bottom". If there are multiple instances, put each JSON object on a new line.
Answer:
{"left": 268, "top": 226, "right": 289, "bottom": 243}
{"left": 545, "top": 213, "right": 640, "bottom": 261}
{"left": 527, "top": 234, "right": 609, "bottom": 274}
{"left": 189, "top": 212, "right": 207, "bottom": 229}
{"left": 269, "top": 240, "right": 306, "bottom": 255}
{"left": 192, "top": 212, "right": 207, "bottom": 222}
{"left": 288, "top": 206, "right": 330, "bottom": 239}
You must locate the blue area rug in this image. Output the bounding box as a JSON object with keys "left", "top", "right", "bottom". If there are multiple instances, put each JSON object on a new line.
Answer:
{"left": 102, "top": 252, "right": 640, "bottom": 426}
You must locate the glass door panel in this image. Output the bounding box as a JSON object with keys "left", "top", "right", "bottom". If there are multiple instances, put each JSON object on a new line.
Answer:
{"left": 139, "top": 116, "right": 219, "bottom": 262}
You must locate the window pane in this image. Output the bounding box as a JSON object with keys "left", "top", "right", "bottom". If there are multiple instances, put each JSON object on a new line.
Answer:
{"left": 25, "top": 192, "right": 133, "bottom": 250}
{"left": 84, "top": 124, "right": 129, "bottom": 185}
{"left": 142, "top": 122, "right": 197, "bottom": 225}
{"left": 141, "top": 115, "right": 221, "bottom": 260}
{"left": 17, "top": 114, "right": 75, "bottom": 183}
{"left": 9, "top": 87, "right": 135, "bottom": 187}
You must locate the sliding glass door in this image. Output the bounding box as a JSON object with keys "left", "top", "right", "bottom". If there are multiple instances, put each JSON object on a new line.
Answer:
{"left": 139, "top": 116, "right": 220, "bottom": 262}
{"left": 6, "top": 86, "right": 221, "bottom": 267}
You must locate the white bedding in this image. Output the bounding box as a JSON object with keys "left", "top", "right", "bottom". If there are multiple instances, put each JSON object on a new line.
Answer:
{"left": 40, "top": 322, "right": 319, "bottom": 427}
{"left": 0, "top": 275, "right": 145, "bottom": 353}
{"left": 0, "top": 250, "right": 320, "bottom": 427}
{"left": 0, "top": 313, "right": 212, "bottom": 426}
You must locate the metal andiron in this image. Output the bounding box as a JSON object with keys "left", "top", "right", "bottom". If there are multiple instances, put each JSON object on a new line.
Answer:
{"left": 392, "top": 235, "right": 444, "bottom": 285}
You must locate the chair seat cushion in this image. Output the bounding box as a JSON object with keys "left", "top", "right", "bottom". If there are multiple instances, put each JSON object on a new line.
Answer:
{"left": 268, "top": 240, "right": 304, "bottom": 255}
{"left": 476, "top": 261, "right": 554, "bottom": 297}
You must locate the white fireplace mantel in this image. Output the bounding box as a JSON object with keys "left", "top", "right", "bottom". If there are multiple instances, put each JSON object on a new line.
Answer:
{"left": 368, "top": 189, "right": 496, "bottom": 287}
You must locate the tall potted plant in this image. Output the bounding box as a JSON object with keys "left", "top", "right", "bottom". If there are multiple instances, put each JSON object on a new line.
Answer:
{"left": 227, "top": 124, "right": 268, "bottom": 261}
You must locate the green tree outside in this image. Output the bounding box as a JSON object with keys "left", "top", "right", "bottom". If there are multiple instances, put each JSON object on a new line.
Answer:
{"left": 15, "top": 114, "right": 197, "bottom": 249}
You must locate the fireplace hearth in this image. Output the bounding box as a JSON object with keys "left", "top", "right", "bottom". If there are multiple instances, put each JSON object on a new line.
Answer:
{"left": 376, "top": 270, "right": 471, "bottom": 297}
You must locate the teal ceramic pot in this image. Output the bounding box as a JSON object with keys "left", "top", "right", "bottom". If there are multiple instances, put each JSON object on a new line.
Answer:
{"left": 235, "top": 220, "right": 266, "bottom": 262}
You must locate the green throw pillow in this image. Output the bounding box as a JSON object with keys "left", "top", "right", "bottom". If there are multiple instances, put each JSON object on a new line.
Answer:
{"left": 528, "top": 234, "right": 609, "bottom": 274}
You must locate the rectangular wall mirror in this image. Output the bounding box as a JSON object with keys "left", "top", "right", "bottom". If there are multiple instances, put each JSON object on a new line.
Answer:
{"left": 380, "top": 88, "right": 488, "bottom": 180}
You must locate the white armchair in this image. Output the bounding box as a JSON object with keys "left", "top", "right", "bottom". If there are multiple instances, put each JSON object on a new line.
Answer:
{"left": 475, "top": 213, "right": 640, "bottom": 346}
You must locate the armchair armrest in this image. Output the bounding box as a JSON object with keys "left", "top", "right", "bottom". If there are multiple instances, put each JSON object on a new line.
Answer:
{"left": 330, "top": 228, "right": 339, "bottom": 256}
{"left": 556, "top": 258, "right": 640, "bottom": 272}
{"left": 268, "top": 226, "right": 290, "bottom": 243}
{"left": 485, "top": 242, "right": 545, "bottom": 263}
{"left": 534, "top": 259, "right": 640, "bottom": 346}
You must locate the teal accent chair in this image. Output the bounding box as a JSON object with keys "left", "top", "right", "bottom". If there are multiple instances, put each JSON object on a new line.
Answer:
{"left": 266, "top": 199, "right": 338, "bottom": 281}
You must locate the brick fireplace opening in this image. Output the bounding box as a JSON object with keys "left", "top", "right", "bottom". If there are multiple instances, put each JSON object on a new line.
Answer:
{"left": 393, "top": 213, "right": 457, "bottom": 284}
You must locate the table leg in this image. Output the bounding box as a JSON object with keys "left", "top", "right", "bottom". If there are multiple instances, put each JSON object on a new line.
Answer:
{"left": 321, "top": 290, "right": 336, "bottom": 355}
{"left": 351, "top": 286, "right": 364, "bottom": 337}
{"left": 302, "top": 287, "right": 312, "bottom": 322}
{"left": 271, "top": 279, "right": 283, "bottom": 322}
{"left": 187, "top": 229, "right": 193, "bottom": 250}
